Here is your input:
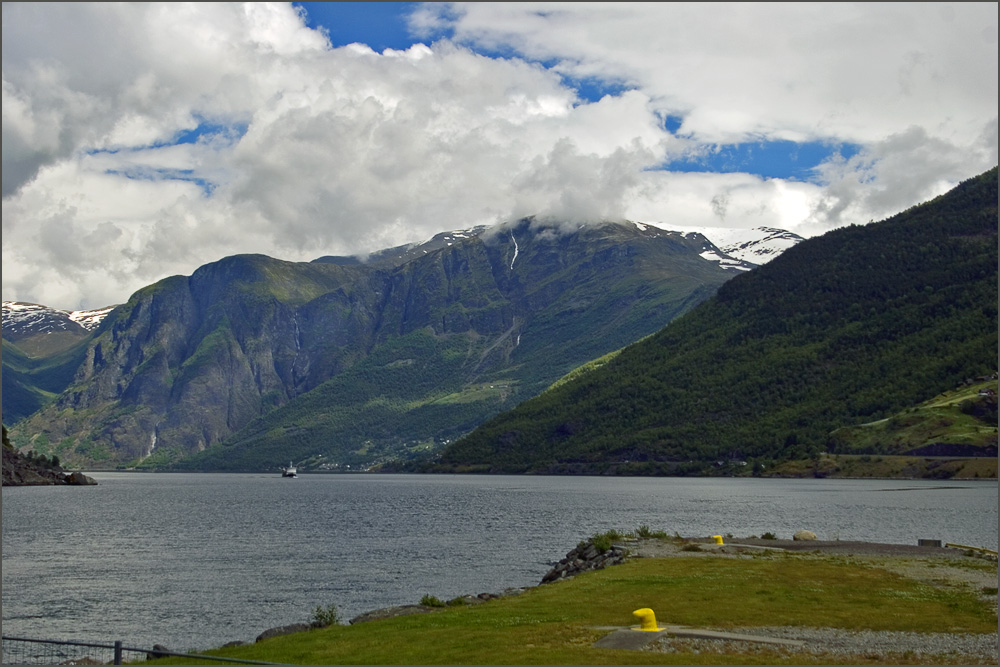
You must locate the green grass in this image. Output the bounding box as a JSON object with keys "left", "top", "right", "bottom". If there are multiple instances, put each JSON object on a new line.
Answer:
{"left": 829, "top": 379, "right": 998, "bottom": 454}
{"left": 143, "top": 553, "right": 996, "bottom": 665}
{"left": 769, "top": 453, "right": 998, "bottom": 479}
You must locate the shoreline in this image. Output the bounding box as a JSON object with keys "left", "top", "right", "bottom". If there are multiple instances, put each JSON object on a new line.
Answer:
{"left": 233, "top": 534, "right": 998, "bottom": 650}
{"left": 66, "top": 468, "right": 1000, "bottom": 481}
{"left": 194, "top": 533, "right": 999, "bottom": 665}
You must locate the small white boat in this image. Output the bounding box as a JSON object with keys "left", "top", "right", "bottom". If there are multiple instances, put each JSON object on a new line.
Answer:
{"left": 281, "top": 461, "right": 298, "bottom": 478}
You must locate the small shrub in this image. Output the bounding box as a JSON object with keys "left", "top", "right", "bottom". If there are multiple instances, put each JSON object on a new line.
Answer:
{"left": 592, "top": 533, "right": 613, "bottom": 554}
{"left": 761, "top": 532, "right": 777, "bottom": 540}
{"left": 446, "top": 596, "right": 467, "bottom": 606}
{"left": 310, "top": 604, "right": 340, "bottom": 628}
{"left": 636, "top": 525, "right": 667, "bottom": 539}
{"left": 420, "top": 594, "right": 446, "bottom": 607}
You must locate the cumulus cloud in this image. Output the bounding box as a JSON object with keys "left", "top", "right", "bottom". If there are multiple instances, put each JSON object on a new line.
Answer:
{"left": 415, "top": 2, "right": 998, "bottom": 230}
{"left": 2, "top": 2, "right": 997, "bottom": 309}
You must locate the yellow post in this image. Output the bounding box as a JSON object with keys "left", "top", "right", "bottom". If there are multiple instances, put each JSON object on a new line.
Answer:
{"left": 713, "top": 535, "right": 724, "bottom": 545}
{"left": 632, "top": 607, "right": 659, "bottom": 631}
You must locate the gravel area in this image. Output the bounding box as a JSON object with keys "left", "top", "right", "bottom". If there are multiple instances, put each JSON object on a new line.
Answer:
{"left": 643, "top": 626, "right": 999, "bottom": 663}
{"left": 628, "top": 536, "right": 993, "bottom": 559}
{"left": 627, "top": 537, "right": 998, "bottom": 663}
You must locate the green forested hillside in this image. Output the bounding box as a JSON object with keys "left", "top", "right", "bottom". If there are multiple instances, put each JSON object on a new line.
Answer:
{"left": 437, "top": 168, "right": 999, "bottom": 474}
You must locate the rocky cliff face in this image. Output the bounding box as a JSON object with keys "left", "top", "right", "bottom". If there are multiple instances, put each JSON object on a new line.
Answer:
{"left": 13, "top": 219, "right": 750, "bottom": 470}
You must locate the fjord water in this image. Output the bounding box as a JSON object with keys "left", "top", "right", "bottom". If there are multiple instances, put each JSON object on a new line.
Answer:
{"left": 2, "top": 474, "right": 996, "bottom": 652}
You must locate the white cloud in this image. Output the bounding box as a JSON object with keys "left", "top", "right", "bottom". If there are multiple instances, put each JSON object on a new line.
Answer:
{"left": 417, "top": 3, "right": 998, "bottom": 145}
{"left": 2, "top": 2, "right": 997, "bottom": 310}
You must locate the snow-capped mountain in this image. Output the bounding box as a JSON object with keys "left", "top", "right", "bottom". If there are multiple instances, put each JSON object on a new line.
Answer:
{"left": 681, "top": 226, "right": 805, "bottom": 265}
{"left": 67, "top": 305, "right": 118, "bottom": 330}
{"left": 2, "top": 301, "right": 116, "bottom": 339}
{"left": 626, "top": 221, "right": 803, "bottom": 270}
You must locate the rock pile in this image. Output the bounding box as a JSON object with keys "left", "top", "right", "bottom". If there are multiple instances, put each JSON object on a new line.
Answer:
{"left": 540, "top": 539, "right": 629, "bottom": 584}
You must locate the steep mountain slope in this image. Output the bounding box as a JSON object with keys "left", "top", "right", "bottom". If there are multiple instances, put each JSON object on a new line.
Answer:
{"left": 2, "top": 301, "right": 117, "bottom": 424}
{"left": 2, "top": 339, "right": 92, "bottom": 424}
{"left": 437, "top": 168, "right": 998, "bottom": 474}
{"left": 12, "top": 219, "right": 747, "bottom": 470}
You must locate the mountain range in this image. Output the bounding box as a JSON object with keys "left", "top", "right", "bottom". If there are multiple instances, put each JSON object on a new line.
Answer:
{"left": 6, "top": 219, "right": 782, "bottom": 471}
{"left": 7, "top": 165, "right": 994, "bottom": 479}
{"left": 434, "top": 168, "right": 998, "bottom": 475}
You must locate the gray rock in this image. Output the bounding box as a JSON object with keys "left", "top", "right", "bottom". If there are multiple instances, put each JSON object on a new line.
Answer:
{"left": 66, "top": 471, "right": 98, "bottom": 485}
{"left": 145, "top": 644, "right": 171, "bottom": 660}
{"left": 540, "top": 540, "right": 629, "bottom": 584}
{"left": 255, "top": 623, "right": 311, "bottom": 642}
{"left": 349, "top": 605, "right": 438, "bottom": 624}
{"left": 793, "top": 530, "right": 817, "bottom": 541}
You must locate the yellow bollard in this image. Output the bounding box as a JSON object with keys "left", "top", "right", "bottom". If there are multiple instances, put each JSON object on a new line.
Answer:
{"left": 712, "top": 535, "right": 724, "bottom": 545}
{"left": 632, "top": 607, "right": 659, "bottom": 631}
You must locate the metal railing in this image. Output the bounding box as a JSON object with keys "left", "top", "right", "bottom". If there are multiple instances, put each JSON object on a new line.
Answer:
{"left": 2, "top": 636, "right": 284, "bottom": 665}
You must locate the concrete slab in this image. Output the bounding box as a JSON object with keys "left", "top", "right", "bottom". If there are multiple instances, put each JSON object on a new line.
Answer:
{"left": 660, "top": 625, "right": 805, "bottom": 647}
{"left": 592, "top": 625, "right": 805, "bottom": 650}
{"left": 592, "top": 628, "right": 667, "bottom": 650}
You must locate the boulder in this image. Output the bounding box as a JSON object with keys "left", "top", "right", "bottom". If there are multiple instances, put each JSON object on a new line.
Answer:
{"left": 349, "top": 605, "right": 436, "bottom": 625}
{"left": 66, "top": 471, "right": 98, "bottom": 485}
{"left": 255, "top": 623, "right": 310, "bottom": 642}
{"left": 145, "top": 644, "right": 171, "bottom": 660}
{"left": 793, "top": 530, "right": 818, "bottom": 541}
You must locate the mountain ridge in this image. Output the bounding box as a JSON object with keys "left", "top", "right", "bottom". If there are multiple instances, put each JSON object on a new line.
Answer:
{"left": 433, "top": 167, "right": 999, "bottom": 475}
{"left": 10, "top": 218, "right": 754, "bottom": 470}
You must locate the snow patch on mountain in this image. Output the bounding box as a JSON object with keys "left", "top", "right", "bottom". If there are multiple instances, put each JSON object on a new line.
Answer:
{"left": 698, "top": 247, "right": 753, "bottom": 271}
{"left": 3, "top": 301, "right": 116, "bottom": 336}
{"left": 685, "top": 226, "right": 804, "bottom": 264}
{"left": 68, "top": 306, "right": 117, "bottom": 330}
{"left": 631, "top": 222, "right": 804, "bottom": 267}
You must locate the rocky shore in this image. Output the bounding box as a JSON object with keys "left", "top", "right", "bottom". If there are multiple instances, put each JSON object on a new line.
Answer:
{"left": 540, "top": 538, "right": 629, "bottom": 583}
{"left": 2, "top": 427, "right": 97, "bottom": 486}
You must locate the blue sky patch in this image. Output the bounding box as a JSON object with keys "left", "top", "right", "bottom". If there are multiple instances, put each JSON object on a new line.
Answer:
{"left": 664, "top": 139, "right": 863, "bottom": 181}
{"left": 295, "top": 2, "right": 421, "bottom": 51}
{"left": 173, "top": 120, "right": 248, "bottom": 146}
{"left": 105, "top": 168, "right": 216, "bottom": 196}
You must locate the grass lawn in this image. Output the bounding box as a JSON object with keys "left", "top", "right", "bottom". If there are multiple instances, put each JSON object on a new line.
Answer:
{"left": 144, "top": 550, "right": 997, "bottom": 665}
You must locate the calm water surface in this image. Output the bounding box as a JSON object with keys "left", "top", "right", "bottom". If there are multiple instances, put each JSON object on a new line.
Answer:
{"left": 2, "top": 473, "right": 996, "bottom": 651}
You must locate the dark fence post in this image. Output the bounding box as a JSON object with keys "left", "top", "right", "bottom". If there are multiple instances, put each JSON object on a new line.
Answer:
{"left": 114, "top": 640, "right": 123, "bottom": 665}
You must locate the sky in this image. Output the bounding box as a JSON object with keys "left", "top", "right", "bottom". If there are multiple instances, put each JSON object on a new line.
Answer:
{"left": 2, "top": 2, "right": 997, "bottom": 311}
